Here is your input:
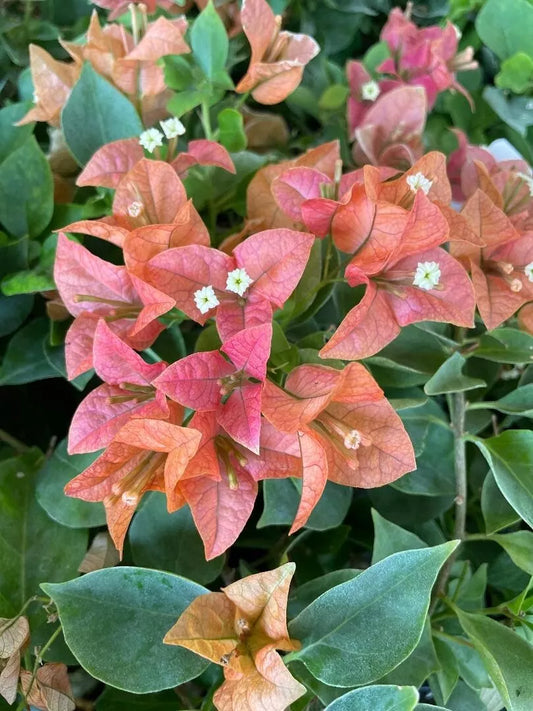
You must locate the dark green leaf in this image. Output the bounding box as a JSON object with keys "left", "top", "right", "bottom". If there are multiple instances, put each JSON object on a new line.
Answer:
{"left": 0, "top": 317, "right": 59, "bottom": 385}
{"left": 62, "top": 64, "right": 143, "bottom": 165}
{"left": 36, "top": 439, "right": 105, "bottom": 528}
{"left": 288, "top": 570, "right": 361, "bottom": 619}
{"left": 0, "top": 136, "right": 53, "bottom": 237}
{"left": 371, "top": 509, "right": 427, "bottom": 564}
{"left": 482, "top": 88, "right": 533, "bottom": 137}
{"left": 0, "top": 293, "right": 33, "bottom": 337}
{"left": 0, "top": 101, "right": 34, "bottom": 163}
{"left": 456, "top": 607, "right": 533, "bottom": 710}
{"left": 190, "top": 1, "right": 228, "bottom": 80}
{"left": 424, "top": 352, "right": 486, "bottom": 395}
{"left": 130, "top": 493, "right": 224, "bottom": 584}
{"left": 379, "top": 620, "right": 439, "bottom": 688}
{"left": 324, "top": 685, "right": 419, "bottom": 710}
{"left": 42, "top": 567, "right": 209, "bottom": 693}
{"left": 95, "top": 687, "right": 181, "bottom": 710}
{"left": 489, "top": 531, "right": 533, "bottom": 575}
{"left": 259, "top": 478, "right": 352, "bottom": 531}
{"left": 481, "top": 470, "right": 520, "bottom": 534}
{"left": 289, "top": 542, "right": 457, "bottom": 686}
{"left": 473, "top": 430, "right": 533, "bottom": 528}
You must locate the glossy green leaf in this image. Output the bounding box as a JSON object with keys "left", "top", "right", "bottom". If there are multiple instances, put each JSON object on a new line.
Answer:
{"left": 0, "top": 317, "right": 59, "bottom": 385}
{"left": 324, "top": 685, "right": 419, "bottom": 710}
{"left": 190, "top": 1, "right": 228, "bottom": 80}
{"left": 473, "top": 430, "right": 533, "bottom": 528}
{"left": 481, "top": 471, "right": 521, "bottom": 534}
{"left": 496, "top": 53, "right": 533, "bottom": 93}
{"left": 36, "top": 439, "right": 105, "bottom": 528}
{"left": 0, "top": 293, "right": 33, "bottom": 337}
{"left": 217, "top": 108, "right": 247, "bottom": 152}
{"left": 259, "top": 478, "right": 352, "bottom": 531}
{"left": 62, "top": 63, "right": 143, "bottom": 165}
{"left": 489, "top": 531, "right": 533, "bottom": 575}
{"left": 424, "top": 352, "right": 485, "bottom": 396}
{"left": 0, "top": 450, "right": 87, "bottom": 618}
{"left": 473, "top": 385, "right": 533, "bottom": 419}
{"left": 289, "top": 542, "right": 458, "bottom": 686}
{"left": 0, "top": 136, "right": 53, "bottom": 238}
{"left": 371, "top": 510, "right": 427, "bottom": 564}
{"left": 456, "top": 607, "right": 533, "bottom": 710}
{"left": 476, "top": 0, "right": 533, "bottom": 59}
{"left": 130, "top": 493, "right": 224, "bottom": 584}
{"left": 42, "top": 567, "right": 209, "bottom": 693}
{"left": 0, "top": 101, "right": 34, "bottom": 163}
{"left": 474, "top": 328, "right": 533, "bottom": 364}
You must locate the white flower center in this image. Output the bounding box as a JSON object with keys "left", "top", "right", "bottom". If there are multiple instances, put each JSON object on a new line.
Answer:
{"left": 413, "top": 261, "right": 441, "bottom": 290}
{"left": 226, "top": 268, "right": 253, "bottom": 297}
{"left": 361, "top": 80, "right": 381, "bottom": 102}
{"left": 194, "top": 285, "right": 220, "bottom": 314}
{"left": 344, "top": 429, "right": 362, "bottom": 450}
{"left": 139, "top": 128, "right": 164, "bottom": 154}
{"left": 517, "top": 172, "right": 533, "bottom": 197}
{"left": 127, "top": 201, "right": 143, "bottom": 218}
{"left": 160, "top": 117, "right": 186, "bottom": 139}
{"left": 406, "top": 172, "right": 433, "bottom": 195}
{"left": 525, "top": 262, "right": 533, "bottom": 282}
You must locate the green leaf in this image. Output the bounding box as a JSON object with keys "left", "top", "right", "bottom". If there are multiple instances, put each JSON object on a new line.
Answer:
{"left": 0, "top": 101, "right": 34, "bottom": 163}
{"left": 490, "top": 531, "right": 533, "bottom": 575}
{"left": 0, "top": 136, "right": 53, "bottom": 238}
{"left": 259, "top": 478, "right": 352, "bottom": 531}
{"left": 481, "top": 470, "right": 521, "bottom": 534}
{"left": 477, "top": 384, "right": 533, "bottom": 418}
{"left": 288, "top": 570, "right": 361, "bottom": 619}
{"left": 324, "top": 685, "right": 419, "bottom": 710}
{"left": 482, "top": 88, "right": 533, "bottom": 137}
{"left": 129, "top": 493, "right": 224, "bottom": 584}
{"left": 371, "top": 509, "right": 427, "bottom": 564}
{"left": 95, "top": 687, "right": 181, "bottom": 710}
{"left": 456, "top": 607, "right": 533, "bottom": 710}
{"left": 217, "top": 108, "right": 247, "bottom": 152}
{"left": 318, "top": 85, "right": 349, "bottom": 111}
{"left": 0, "top": 317, "right": 58, "bottom": 385}
{"left": 0, "top": 450, "right": 87, "bottom": 618}
{"left": 496, "top": 52, "right": 533, "bottom": 93}
{"left": 379, "top": 620, "right": 439, "bottom": 687}
{"left": 474, "top": 328, "right": 533, "bottom": 364}
{"left": 167, "top": 89, "right": 206, "bottom": 117}
{"left": 190, "top": 1, "right": 228, "bottom": 80}
{"left": 163, "top": 55, "right": 195, "bottom": 92}
{"left": 472, "top": 430, "right": 533, "bottom": 528}
{"left": 363, "top": 41, "right": 390, "bottom": 74}
{"left": 62, "top": 63, "right": 143, "bottom": 165}
{"left": 42, "top": 567, "right": 209, "bottom": 693}
{"left": 476, "top": 0, "right": 533, "bottom": 59}
{"left": 36, "top": 439, "right": 106, "bottom": 528}
{"left": 289, "top": 542, "right": 458, "bottom": 686}
{"left": 0, "top": 293, "right": 33, "bottom": 337}
{"left": 424, "top": 352, "right": 486, "bottom": 395}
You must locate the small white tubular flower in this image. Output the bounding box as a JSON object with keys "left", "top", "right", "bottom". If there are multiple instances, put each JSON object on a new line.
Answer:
{"left": 361, "top": 80, "right": 381, "bottom": 102}
{"left": 406, "top": 172, "right": 433, "bottom": 195}
{"left": 517, "top": 172, "right": 533, "bottom": 197}
{"left": 194, "top": 285, "right": 219, "bottom": 314}
{"left": 226, "top": 268, "right": 253, "bottom": 297}
{"left": 344, "top": 429, "right": 362, "bottom": 450}
{"left": 139, "top": 128, "right": 164, "bottom": 154}
{"left": 524, "top": 262, "right": 533, "bottom": 282}
{"left": 127, "top": 201, "right": 143, "bottom": 218}
{"left": 160, "top": 117, "right": 186, "bottom": 139}
{"left": 413, "top": 261, "right": 441, "bottom": 291}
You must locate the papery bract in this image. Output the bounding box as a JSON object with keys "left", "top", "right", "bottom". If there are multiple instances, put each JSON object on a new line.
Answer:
{"left": 171, "top": 140, "right": 236, "bottom": 177}
{"left": 65, "top": 417, "right": 201, "bottom": 555}
{"left": 76, "top": 138, "right": 144, "bottom": 189}
{"left": 68, "top": 320, "right": 169, "bottom": 454}
{"left": 235, "top": 0, "right": 319, "bottom": 104}
{"left": 154, "top": 324, "right": 272, "bottom": 453}
{"left": 0, "top": 616, "right": 29, "bottom": 705}
{"left": 145, "top": 228, "right": 314, "bottom": 340}
{"left": 19, "top": 663, "right": 75, "bottom": 711}
{"left": 164, "top": 563, "right": 305, "bottom": 711}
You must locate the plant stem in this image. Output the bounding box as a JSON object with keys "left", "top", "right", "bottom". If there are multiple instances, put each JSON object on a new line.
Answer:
{"left": 0, "top": 428, "right": 30, "bottom": 453}
{"left": 430, "top": 390, "right": 467, "bottom": 614}
{"left": 201, "top": 101, "right": 214, "bottom": 140}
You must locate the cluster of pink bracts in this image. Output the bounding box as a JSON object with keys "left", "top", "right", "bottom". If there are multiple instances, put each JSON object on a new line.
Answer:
{"left": 36, "top": 0, "right": 532, "bottom": 560}
{"left": 55, "top": 132, "right": 533, "bottom": 560}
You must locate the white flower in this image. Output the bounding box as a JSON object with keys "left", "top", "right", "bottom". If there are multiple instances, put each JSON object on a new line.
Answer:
{"left": 413, "top": 261, "right": 441, "bottom": 290}
{"left": 32, "top": 90, "right": 39, "bottom": 104}
{"left": 525, "top": 261, "right": 533, "bottom": 282}
{"left": 361, "top": 80, "right": 380, "bottom": 102}
{"left": 127, "top": 201, "right": 143, "bottom": 218}
{"left": 226, "top": 268, "right": 253, "bottom": 297}
{"left": 344, "top": 429, "right": 362, "bottom": 450}
{"left": 160, "top": 117, "right": 186, "bottom": 139}
{"left": 194, "top": 285, "right": 219, "bottom": 314}
{"left": 139, "top": 128, "right": 164, "bottom": 154}
{"left": 517, "top": 172, "right": 533, "bottom": 197}
{"left": 406, "top": 172, "right": 433, "bottom": 195}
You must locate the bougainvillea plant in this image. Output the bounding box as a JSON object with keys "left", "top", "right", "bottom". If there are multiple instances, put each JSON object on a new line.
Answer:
{"left": 1, "top": 0, "right": 533, "bottom": 709}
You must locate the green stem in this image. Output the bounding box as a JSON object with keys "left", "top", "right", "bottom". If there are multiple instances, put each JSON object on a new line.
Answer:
{"left": 22, "top": 625, "right": 62, "bottom": 702}
{"left": 0, "top": 428, "right": 30, "bottom": 453}
{"left": 201, "top": 101, "right": 214, "bottom": 141}
{"left": 430, "top": 391, "right": 467, "bottom": 614}
{"left": 142, "top": 347, "right": 162, "bottom": 363}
